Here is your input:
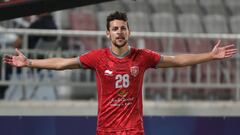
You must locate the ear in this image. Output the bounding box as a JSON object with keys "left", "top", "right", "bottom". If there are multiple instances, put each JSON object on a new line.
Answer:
{"left": 106, "top": 30, "right": 110, "bottom": 38}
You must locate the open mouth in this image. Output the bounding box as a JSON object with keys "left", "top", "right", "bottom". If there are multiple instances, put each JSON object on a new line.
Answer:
{"left": 116, "top": 37, "right": 125, "bottom": 41}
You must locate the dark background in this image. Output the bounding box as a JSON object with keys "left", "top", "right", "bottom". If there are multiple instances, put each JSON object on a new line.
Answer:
{"left": 0, "top": 116, "right": 240, "bottom": 135}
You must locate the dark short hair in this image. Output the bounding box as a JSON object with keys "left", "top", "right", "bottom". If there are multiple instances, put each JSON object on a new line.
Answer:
{"left": 106, "top": 11, "right": 129, "bottom": 31}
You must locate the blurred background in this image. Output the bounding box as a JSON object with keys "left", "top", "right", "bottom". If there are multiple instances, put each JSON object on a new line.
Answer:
{"left": 0, "top": 0, "right": 240, "bottom": 117}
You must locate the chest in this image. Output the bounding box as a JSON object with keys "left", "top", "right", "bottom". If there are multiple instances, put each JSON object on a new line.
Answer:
{"left": 100, "top": 56, "right": 143, "bottom": 73}
{"left": 96, "top": 58, "right": 143, "bottom": 86}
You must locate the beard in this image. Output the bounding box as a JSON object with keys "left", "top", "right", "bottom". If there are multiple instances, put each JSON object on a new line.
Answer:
{"left": 112, "top": 39, "right": 128, "bottom": 48}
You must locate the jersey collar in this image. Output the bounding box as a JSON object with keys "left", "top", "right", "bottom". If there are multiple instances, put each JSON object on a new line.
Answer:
{"left": 110, "top": 45, "right": 131, "bottom": 59}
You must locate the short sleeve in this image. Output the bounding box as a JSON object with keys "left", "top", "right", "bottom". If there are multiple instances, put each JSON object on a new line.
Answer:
{"left": 142, "top": 49, "right": 161, "bottom": 69}
{"left": 79, "top": 50, "right": 98, "bottom": 69}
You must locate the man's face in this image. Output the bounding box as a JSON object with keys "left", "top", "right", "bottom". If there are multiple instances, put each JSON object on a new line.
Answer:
{"left": 107, "top": 20, "right": 130, "bottom": 48}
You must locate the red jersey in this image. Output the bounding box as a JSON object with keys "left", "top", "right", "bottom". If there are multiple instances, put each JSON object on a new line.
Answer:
{"left": 79, "top": 47, "right": 161, "bottom": 134}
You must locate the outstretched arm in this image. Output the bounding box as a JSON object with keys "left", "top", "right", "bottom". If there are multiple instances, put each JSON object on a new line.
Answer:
{"left": 157, "top": 40, "right": 237, "bottom": 68}
{"left": 3, "top": 48, "right": 81, "bottom": 70}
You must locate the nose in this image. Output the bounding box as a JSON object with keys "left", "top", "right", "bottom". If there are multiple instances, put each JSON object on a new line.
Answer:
{"left": 117, "top": 28, "right": 123, "bottom": 34}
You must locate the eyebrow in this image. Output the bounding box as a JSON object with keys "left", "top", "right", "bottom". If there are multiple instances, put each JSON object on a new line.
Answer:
{"left": 112, "top": 26, "right": 127, "bottom": 29}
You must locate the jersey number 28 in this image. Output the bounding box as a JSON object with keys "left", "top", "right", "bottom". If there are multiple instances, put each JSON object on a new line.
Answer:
{"left": 115, "top": 74, "right": 130, "bottom": 88}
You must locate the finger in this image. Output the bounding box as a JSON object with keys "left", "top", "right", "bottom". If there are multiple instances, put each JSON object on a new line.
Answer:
{"left": 3, "top": 55, "right": 13, "bottom": 61}
{"left": 226, "top": 48, "right": 238, "bottom": 52}
{"left": 3, "top": 58, "right": 13, "bottom": 64}
{"left": 4, "top": 61, "right": 11, "bottom": 65}
{"left": 225, "top": 51, "right": 237, "bottom": 55}
{"left": 226, "top": 50, "right": 238, "bottom": 55}
{"left": 223, "top": 44, "right": 236, "bottom": 50}
{"left": 3, "top": 57, "right": 11, "bottom": 62}
{"left": 15, "top": 48, "right": 22, "bottom": 56}
{"left": 3, "top": 54, "right": 13, "bottom": 59}
{"left": 5, "top": 61, "right": 16, "bottom": 67}
{"left": 4, "top": 59, "right": 12, "bottom": 64}
{"left": 225, "top": 51, "right": 238, "bottom": 57}
{"left": 225, "top": 54, "right": 235, "bottom": 58}
{"left": 215, "top": 39, "right": 221, "bottom": 48}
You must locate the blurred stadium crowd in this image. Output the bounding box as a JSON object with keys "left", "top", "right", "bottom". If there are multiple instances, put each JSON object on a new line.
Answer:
{"left": 0, "top": 0, "right": 239, "bottom": 101}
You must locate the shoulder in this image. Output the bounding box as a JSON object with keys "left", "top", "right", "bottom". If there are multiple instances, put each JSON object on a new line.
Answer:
{"left": 92, "top": 48, "right": 107, "bottom": 54}
{"left": 82, "top": 48, "right": 107, "bottom": 56}
{"left": 133, "top": 48, "right": 159, "bottom": 56}
{"left": 134, "top": 48, "right": 161, "bottom": 62}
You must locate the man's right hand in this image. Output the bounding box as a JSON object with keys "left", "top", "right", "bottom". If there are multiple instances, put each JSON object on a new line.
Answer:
{"left": 3, "top": 48, "right": 29, "bottom": 67}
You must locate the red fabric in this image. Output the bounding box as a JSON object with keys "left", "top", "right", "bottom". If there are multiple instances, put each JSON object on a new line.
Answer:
{"left": 80, "top": 47, "right": 160, "bottom": 133}
{"left": 97, "top": 130, "right": 144, "bottom": 135}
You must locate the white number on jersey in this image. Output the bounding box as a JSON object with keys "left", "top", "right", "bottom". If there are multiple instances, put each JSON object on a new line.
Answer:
{"left": 115, "top": 74, "right": 130, "bottom": 88}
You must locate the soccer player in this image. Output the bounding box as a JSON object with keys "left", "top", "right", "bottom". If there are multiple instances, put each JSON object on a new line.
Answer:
{"left": 3, "top": 11, "right": 237, "bottom": 135}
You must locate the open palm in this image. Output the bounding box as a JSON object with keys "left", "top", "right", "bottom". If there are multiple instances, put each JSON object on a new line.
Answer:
{"left": 211, "top": 40, "right": 237, "bottom": 59}
{"left": 3, "top": 48, "right": 28, "bottom": 67}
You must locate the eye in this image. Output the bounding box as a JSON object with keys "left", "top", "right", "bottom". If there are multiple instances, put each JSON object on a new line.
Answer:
{"left": 112, "top": 27, "right": 118, "bottom": 31}
{"left": 121, "top": 27, "right": 127, "bottom": 30}
{"left": 122, "top": 27, "right": 127, "bottom": 30}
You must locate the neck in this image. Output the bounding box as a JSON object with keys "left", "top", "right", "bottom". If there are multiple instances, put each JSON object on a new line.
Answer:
{"left": 111, "top": 44, "right": 130, "bottom": 57}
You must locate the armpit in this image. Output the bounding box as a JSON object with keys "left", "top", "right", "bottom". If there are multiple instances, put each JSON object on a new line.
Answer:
{"left": 78, "top": 56, "right": 84, "bottom": 68}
